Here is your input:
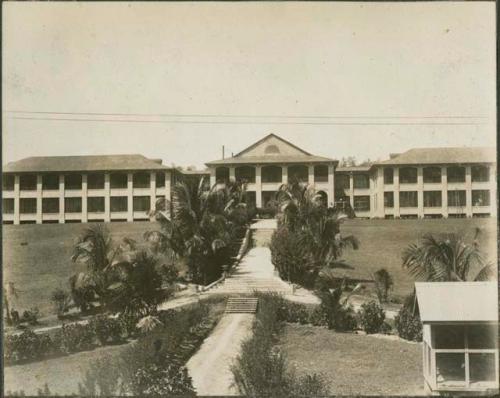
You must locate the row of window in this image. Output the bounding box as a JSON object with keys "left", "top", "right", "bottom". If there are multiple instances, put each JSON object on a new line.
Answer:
{"left": 2, "top": 172, "right": 167, "bottom": 191}
{"left": 215, "top": 165, "right": 330, "bottom": 184}
{"left": 3, "top": 196, "right": 154, "bottom": 215}
{"left": 352, "top": 189, "right": 491, "bottom": 211}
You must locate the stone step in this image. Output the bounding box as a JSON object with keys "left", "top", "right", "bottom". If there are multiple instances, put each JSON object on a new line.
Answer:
{"left": 225, "top": 297, "right": 258, "bottom": 314}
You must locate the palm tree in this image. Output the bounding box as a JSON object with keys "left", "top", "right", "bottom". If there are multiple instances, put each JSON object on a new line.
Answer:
{"left": 402, "top": 228, "right": 494, "bottom": 282}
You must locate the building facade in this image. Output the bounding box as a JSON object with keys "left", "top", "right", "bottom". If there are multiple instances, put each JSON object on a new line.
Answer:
{"left": 2, "top": 154, "right": 179, "bottom": 225}
{"left": 2, "top": 134, "right": 496, "bottom": 224}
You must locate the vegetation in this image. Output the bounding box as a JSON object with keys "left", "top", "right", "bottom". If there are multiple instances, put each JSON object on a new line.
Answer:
{"left": 149, "top": 178, "right": 253, "bottom": 285}
{"left": 232, "top": 293, "right": 329, "bottom": 396}
{"left": 357, "top": 301, "right": 386, "bottom": 334}
{"left": 316, "top": 287, "right": 357, "bottom": 331}
{"left": 394, "top": 292, "right": 422, "bottom": 342}
{"left": 373, "top": 268, "right": 393, "bottom": 303}
{"left": 270, "top": 179, "right": 359, "bottom": 288}
{"left": 51, "top": 288, "right": 71, "bottom": 318}
{"left": 402, "top": 228, "right": 494, "bottom": 282}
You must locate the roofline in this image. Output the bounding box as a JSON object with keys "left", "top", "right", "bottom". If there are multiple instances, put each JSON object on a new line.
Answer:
{"left": 234, "top": 133, "right": 312, "bottom": 157}
{"left": 205, "top": 159, "right": 338, "bottom": 166}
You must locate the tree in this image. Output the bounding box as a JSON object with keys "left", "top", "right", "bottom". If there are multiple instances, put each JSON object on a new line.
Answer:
{"left": 3, "top": 282, "right": 21, "bottom": 325}
{"left": 148, "top": 178, "right": 250, "bottom": 285}
{"left": 402, "top": 228, "right": 494, "bottom": 282}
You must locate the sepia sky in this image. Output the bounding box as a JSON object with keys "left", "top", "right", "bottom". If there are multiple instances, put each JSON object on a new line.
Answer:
{"left": 2, "top": 2, "right": 496, "bottom": 169}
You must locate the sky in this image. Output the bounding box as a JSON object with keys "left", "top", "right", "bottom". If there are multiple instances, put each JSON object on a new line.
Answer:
{"left": 2, "top": 2, "right": 496, "bottom": 169}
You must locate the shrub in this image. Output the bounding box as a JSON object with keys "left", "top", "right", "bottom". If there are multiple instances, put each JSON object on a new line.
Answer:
{"left": 159, "top": 263, "right": 179, "bottom": 285}
{"left": 317, "top": 289, "right": 357, "bottom": 331}
{"left": 90, "top": 315, "right": 123, "bottom": 345}
{"left": 127, "top": 363, "right": 195, "bottom": 396}
{"left": 277, "top": 301, "right": 310, "bottom": 324}
{"left": 373, "top": 268, "right": 393, "bottom": 303}
{"left": 4, "top": 330, "right": 56, "bottom": 364}
{"left": 309, "top": 306, "right": 327, "bottom": 327}
{"left": 358, "top": 301, "right": 386, "bottom": 334}
{"left": 55, "top": 322, "right": 95, "bottom": 354}
{"left": 395, "top": 293, "right": 422, "bottom": 342}
{"left": 293, "top": 373, "right": 329, "bottom": 396}
{"left": 21, "top": 307, "right": 40, "bottom": 325}
{"left": 51, "top": 288, "right": 72, "bottom": 318}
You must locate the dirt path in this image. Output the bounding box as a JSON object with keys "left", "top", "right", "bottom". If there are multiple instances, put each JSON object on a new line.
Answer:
{"left": 186, "top": 313, "right": 254, "bottom": 396}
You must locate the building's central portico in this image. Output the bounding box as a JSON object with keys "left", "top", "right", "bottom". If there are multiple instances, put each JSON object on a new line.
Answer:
{"left": 205, "top": 133, "right": 337, "bottom": 208}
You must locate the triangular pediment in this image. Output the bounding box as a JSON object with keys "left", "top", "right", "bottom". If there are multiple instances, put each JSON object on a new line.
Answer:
{"left": 235, "top": 134, "right": 311, "bottom": 158}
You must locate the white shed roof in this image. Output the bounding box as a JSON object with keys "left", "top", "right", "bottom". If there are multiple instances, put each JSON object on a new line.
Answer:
{"left": 415, "top": 282, "right": 498, "bottom": 323}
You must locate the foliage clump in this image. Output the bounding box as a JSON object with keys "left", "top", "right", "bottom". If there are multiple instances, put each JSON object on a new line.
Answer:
{"left": 395, "top": 293, "right": 422, "bottom": 342}
{"left": 358, "top": 301, "right": 386, "bottom": 334}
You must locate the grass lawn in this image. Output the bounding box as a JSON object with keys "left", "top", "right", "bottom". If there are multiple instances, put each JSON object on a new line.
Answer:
{"left": 277, "top": 323, "right": 424, "bottom": 396}
{"left": 3, "top": 221, "right": 164, "bottom": 317}
{"left": 338, "top": 217, "right": 497, "bottom": 300}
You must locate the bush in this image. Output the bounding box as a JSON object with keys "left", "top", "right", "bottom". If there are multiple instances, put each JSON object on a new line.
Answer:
{"left": 317, "top": 289, "right": 357, "bottom": 331}
{"left": 373, "top": 268, "right": 393, "bottom": 303}
{"left": 51, "top": 288, "right": 72, "bottom": 318}
{"left": 309, "top": 306, "right": 327, "bottom": 327}
{"left": 358, "top": 301, "right": 386, "bottom": 334}
{"left": 90, "top": 315, "right": 123, "bottom": 345}
{"left": 277, "top": 301, "right": 310, "bottom": 324}
{"left": 395, "top": 294, "right": 422, "bottom": 342}
{"left": 55, "top": 322, "right": 95, "bottom": 354}
{"left": 21, "top": 307, "right": 40, "bottom": 325}
{"left": 4, "top": 330, "right": 56, "bottom": 364}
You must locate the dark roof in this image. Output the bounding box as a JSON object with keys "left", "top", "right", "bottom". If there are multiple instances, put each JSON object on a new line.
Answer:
{"left": 376, "top": 147, "right": 495, "bottom": 166}
{"left": 3, "top": 154, "right": 170, "bottom": 173}
{"left": 235, "top": 133, "right": 312, "bottom": 157}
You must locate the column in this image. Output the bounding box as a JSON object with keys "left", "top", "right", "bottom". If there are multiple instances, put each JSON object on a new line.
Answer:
{"left": 282, "top": 165, "right": 288, "bottom": 185}
{"left": 328, "top": 164, "right": 335, "bottom": 207}
{"left": 13, "top": 175, "right": 20, "bottom": 225}
{"left": 369, "top": 175, "right": 375, "bottom": 218}
{"left": 104, "top": 173, "right": 111, "bottom": 222}
{"left": 489, "top": 165, "right": 497, "bottom": 217}
{"left": 165, "top": 171, "right": 172, "bottom": 217}
{"left": 441, "top": 166, "right": 448, "bottom": 218}
{"left": 36, "top": 175, "right": 42, "bottom": 224}
{"left": 229, "top": 166, "right": 236, "bottom": 182}
{"left": 308, "top": 165, "right": 314, "bottom": 186}
{"left": 465, "top": 166, "right": 472, "bottom": 217}
{"left": 376, "top": 168, "right": 384, "bottom": 218}
{"left": 394, "top": 168, "right": 400, "bottom": 218}
{"left": 349, "top": 173, "right": 354, "bottom": 209}
{"left": 255, "top": 165, "right": 262, "bottom": 208}
{"left": 209, "top": 168, "right": 216, "bottom": 187}
{"left": 150, "top": 171, "right": 156, "bottom": 219}
{"left": 417, "top": 167, "right": 424, "bottom": 218}
{"left": 58, "top": 174, "right": 65, "bottom": 223}
{"left": 81, "top": 174, "right": 88, "bottom": 223}
{"left": 127, "top": 172, "right": 133, "bottom": 222}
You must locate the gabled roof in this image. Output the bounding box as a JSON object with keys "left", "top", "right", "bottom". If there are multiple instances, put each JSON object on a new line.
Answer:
{"left": 206, "top": 133, "right": 336, "bottom": 166}
{"left": 376, "top": 147, "right": 495, "bottom": 166}
{"left": 415, "top": 282, "right": 498, "bottom": 322}
{"left": 3, "top": 154, "right": 170, "bottom": 173}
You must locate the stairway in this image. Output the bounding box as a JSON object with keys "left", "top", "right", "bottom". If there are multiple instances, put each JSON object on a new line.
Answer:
{"left": 225, "top": 297, "right": 258, "bottom": 314}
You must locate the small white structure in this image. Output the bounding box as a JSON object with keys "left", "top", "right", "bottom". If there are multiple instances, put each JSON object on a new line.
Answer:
{"left": 416, "top": 282, "right": 499, "bottom": 395}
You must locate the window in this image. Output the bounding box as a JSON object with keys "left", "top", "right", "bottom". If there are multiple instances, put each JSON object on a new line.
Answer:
{"left": 3, "top": 175, "right": 15, "bottom": 191}
{"left": 448, "top": 190, "right": 466, "bottom": 207}
{"left": 399, "top": 167, "right": 417, "bottom": 184}
{"left": 42, "top": 174, "right": 59, "bottom": 190}
{"left": 314, "top": 165, "right": 329, "bottom": 183}
{"left": 335, "top": 174, "right": 350, "bottom": 190}
{"left": 64, "top": 174, "right": 82, "bottom": 190}
{"left": 472, "top": 190, "right": 490, "bottom": 207}
{"left": 471, "top": 166, "right": 489, "bottom": 182}
{"left": 156, "top": 172, "right": 166, "bottom": 188}
{"left": 110, "top": 173, "right": 128, "bottom": 189}
{"left": 110, "top": 196, "right": 128, "bottom": 212}
{"left": 235, "top": 166, "right": 256, "bottom": 183}
{"left": 264, "top": 145, "right": 280, "bottom": 154}
{"left": 353, "top": 196, "right": 370, "bottom": 211}
{"left": 42, "top": 198, "right": 59, "bottom": 213}
{"left": 262, "top": 165, "right": 284, "bottom": 183}
{"left": 353, "top": 174, "right": 370, "bottom": 189}
{"left": 20, "top": 198, "right": 37, "bottom": 214}
{"left": 384, "top": 192, "right": 394, "bottom": 208}
{"left": 133, "top": 172, "right": 150, "bottom": 188}
{"left": 215, "top": 167, "right": 229, "bottom": 183}
{"left": 87, "top": 173, "right": 105, "bottom": 189}
{"left": 424, "top": 191, "right": 442, "bottom": 207}
{"left": 447, "top": 166, "right": 465, "bottom": 183}
{"left": 3, "top": 199, "right": 14, "bottom": 214}
{"left": 423, "top": 167, "right": 441, "bottom": 183}
{"left": 133, "top": 196, "right": 150, "bottom": 212}
{"left": 20, "top": 174, "right": 37, "bottom": 190}
{"left": 64, "top": 197, "right": 82, "bottom": 213}
{"left": 88, "top": 197, "right": 105, "bottom": 213}
{"left": 288, "top": 165, "right": 307, "bottom": 182}
{"left": 400, "top": 191, "right": 418, "bottom": 207}
{"left": 384, "top": 168, "right": 394, "bottom": 185}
